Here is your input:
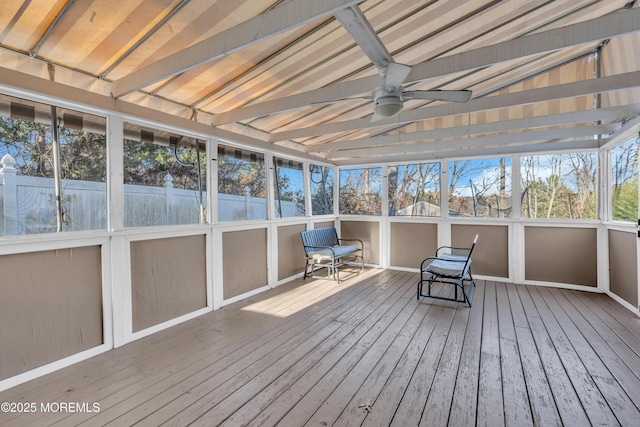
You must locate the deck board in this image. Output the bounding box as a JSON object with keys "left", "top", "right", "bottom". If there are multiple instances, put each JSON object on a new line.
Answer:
{"left": 477, "top": 281, "right": 505, "bottom": 427}
{"left": 1, "top": 269, "right": 639, "bottom": 426}
{"left": 528, "top": 285, "right": 618, "bottom": 426}
{"left": 517, "top": 284, "right": 592, "bottom": 427}
{"left": 496, "top": 282, "right": 533, "bottom": 427}
{"left": 447, "top": 279, "right": 484, "bottom": 427}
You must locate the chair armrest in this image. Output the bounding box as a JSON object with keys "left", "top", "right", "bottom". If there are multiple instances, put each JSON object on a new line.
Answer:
{"left": 420, "top": 256, "right": 439, "bottom": 270}
{"left": 436, "top": 245, "right": 472, "bottom": 257}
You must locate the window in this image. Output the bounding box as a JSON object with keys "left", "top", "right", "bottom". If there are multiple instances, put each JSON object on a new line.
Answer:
{"left": 310, "top": 164, "right": 333, "bottom": 215}
{"left": 0, "top": 95, "right": 107, "bottom": 235}
{"left": 521, "top": 153, "right": 597, "bottom": 220}
{"left": 389, "top": 162, "right": 440, "bottom": 216}
{"left": 611, "top": 136, "right": 639, "bottom": 222}
{"left": 217, "top": 144, "right": 266, "bottom": 221}
{"left": 123, "top": 124, "right": 206, "bottom": 227}
{"left": 273, "top": 157, "right": 305, "bottom": 218}
{"left": 448, "top": 158, "right": 511, "bottom": 218}
{"left": 339, "top": 166, "right": 382, "bottom": 215}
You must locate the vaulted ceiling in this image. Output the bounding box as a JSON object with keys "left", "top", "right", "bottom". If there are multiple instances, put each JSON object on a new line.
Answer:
{"left": 1, "top": 0, "right": 640, "bottom": 165}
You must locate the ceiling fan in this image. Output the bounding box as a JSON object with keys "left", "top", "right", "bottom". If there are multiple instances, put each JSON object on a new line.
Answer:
{"left": 330, "top": 5, "right": 472, "bottom": 121}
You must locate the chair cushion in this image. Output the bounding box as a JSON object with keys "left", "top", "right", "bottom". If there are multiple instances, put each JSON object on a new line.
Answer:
{"left": 309, "top": 245, "right": 360, "bottom": 261}
{"left": 425, "top": 258, "right": 471, "bottom": 278}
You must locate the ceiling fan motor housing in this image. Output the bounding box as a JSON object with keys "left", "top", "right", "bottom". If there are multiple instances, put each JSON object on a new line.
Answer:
{"left": 373, "top": 87, "right": 404, "bottom": 117}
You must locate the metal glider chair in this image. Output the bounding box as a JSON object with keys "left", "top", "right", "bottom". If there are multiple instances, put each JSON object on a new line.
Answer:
{"left": 417, "top": 235, "right": 478, "bottom": 307}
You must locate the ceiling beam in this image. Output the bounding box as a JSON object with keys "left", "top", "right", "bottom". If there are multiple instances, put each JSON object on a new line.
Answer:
{"left": 601, "top": 115, "right": 640, "bottom": 149}
{"left": 211, "top": 75, "right": 380, "bottom": 126}
{"left": 326, "top": 123, "right": 620, "bottom": 160}
{"left": 272, "top": 70, "right": 640, "bottom": 141}
{"left": 310, "top": 104, "right": 640, "bottom": 153}
{"left": 105, "top": 0, "right": 364, "bottom": 98}
{"left": 213, "top": 7, "right": 640, "bottom": 125}
{"left": 334, "top": 138, "right": 602, "bottom": 166}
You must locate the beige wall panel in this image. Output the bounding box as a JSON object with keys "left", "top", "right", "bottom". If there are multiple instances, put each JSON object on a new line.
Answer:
{"left": 451, "top": 224, "right": 509, "bottom": 278}
{"left": 223, "top": 228, "right": 268, "bottom": 299}
{"left": 390, "top": 222, "right": 438, "bottom": 269}
{"left": 0, "top": 246, "right": 103, "bottom": 381}
{"left": 278, "top": 224, "right": 307, "bottom": 280}
{"left": 314, "top": 221, "right": 335, "bottom": 230}
{"left": 524, "top": 227, "right": 597, "bottom": 287}
{"left": 340, "top": 221, "right": 379, "bottom": 265}
{"left": 131, "top": 235, "right": 207, "bottom": 333}
{"left": 608, "top": 230, "right": 638, "bottom": 307}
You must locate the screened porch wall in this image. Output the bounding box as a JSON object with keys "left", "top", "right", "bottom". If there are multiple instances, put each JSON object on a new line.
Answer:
{"left": 1, "top": 109, "right": 640, "bottom": 393}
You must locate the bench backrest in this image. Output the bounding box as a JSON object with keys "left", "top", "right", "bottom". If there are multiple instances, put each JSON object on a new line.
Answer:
{"left": 300, "top": 227, "right": 340, "bottom": 255}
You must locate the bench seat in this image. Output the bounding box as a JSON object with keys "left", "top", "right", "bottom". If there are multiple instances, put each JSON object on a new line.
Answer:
{"left": 301, "top": 228, "right": 363, "bottom": 282}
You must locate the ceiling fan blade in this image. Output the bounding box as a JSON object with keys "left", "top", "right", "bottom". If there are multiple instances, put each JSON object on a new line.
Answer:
{"left": 310, "top": 95, "right": 372, "bottom": 106}
{"left": 384, "top": 63, "right": 411, "bottom": 91}
{"left": 370, "top": 111, "right": 385, "bottom": 123}
{"left": 402, "top": 90, "right": 472, "bottom": 103}
{"left": 334, "top": 6, "right": 393, "bottom": 69}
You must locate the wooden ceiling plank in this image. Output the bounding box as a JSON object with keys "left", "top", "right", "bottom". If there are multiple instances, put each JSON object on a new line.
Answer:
{"left": 106, "top": 0, "right": 365, "bottom": 98}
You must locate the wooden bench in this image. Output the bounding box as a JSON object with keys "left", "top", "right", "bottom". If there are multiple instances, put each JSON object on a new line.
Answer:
{"left": 300, "top": 227, "right": 364, "bottom": 282}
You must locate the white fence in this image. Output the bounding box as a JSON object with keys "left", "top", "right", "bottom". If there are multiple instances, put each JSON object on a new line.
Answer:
{"left": 0, "top": 154, "right": 302, "bottom": 235}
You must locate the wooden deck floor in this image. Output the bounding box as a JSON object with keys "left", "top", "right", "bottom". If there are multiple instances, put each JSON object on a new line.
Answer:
{"left": 2, "top": 268, "right": 640, "bottom": 426}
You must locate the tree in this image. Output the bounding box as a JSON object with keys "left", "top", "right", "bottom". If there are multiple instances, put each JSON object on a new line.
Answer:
{"left": 388, "top": 163, "right": 440, "bottom": 216}
{"left": 567, "top": 152, "right": 597, "bottom": 219}
{"left": 612, "top": 178, "right": 638, "bottom": 222}
{"left": 612, "top": 137, "right": 639, "bottom": 221}
{"left": 0, "top": 116, "right": 107, "bottom": 181}
{"left": 521, "top": 153, "right": 597, "bottom": 220}
{"left": 448, "top": 159, "right": 510, "bottom": 217}
{"left": 339, "top": 167, "right": 382, "bottom": 215}
{"left": 123, "top": 139, "right": 205, "bottom": 190}
{"left": 310, "top": 165, "right": 333, "bottom": 215}
{"left": 1, "top": 117, "right": 55, "bottom": 177}
{"left": 217, "top": 156, "right": 265, "bottom": 197}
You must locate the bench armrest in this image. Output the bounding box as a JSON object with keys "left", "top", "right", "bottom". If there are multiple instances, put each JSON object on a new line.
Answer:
{"left": 337, "top": 238, "right": 363, "bottom": 250}
{"left": 337, "top": 238, "right": 363, "bottom": 259}
{"left": 303, "top": 244, "right": 336, "bottom": 256}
